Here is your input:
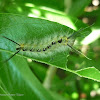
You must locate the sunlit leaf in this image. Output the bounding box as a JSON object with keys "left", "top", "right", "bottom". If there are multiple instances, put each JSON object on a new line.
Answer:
{"left": 0, "top": 13, "right": 91, "bottom": 69}
{"left": 76, "top": 67, "right": 100, "bottom": 82}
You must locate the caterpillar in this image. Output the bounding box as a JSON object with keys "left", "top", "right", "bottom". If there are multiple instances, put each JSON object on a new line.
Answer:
{"left": 2, "top": 25, "right": 91, "bottom": 63}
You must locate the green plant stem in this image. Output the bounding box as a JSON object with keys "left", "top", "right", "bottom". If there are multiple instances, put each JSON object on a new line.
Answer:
{"left": 43, "top": 66, "right": 57, "bottom": 89}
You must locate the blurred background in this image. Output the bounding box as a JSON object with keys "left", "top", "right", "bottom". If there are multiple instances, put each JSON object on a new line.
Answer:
{"left": 0, "top": 0, "right": 100, "bottom": 100}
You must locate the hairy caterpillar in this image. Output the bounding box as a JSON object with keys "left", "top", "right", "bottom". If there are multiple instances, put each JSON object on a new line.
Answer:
{"left": 2, "top": 25, "right": 91, "bottom": 63}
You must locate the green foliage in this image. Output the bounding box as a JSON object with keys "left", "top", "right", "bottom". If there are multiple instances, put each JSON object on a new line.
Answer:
{"left": 65, "top": 0, "right": 92, "bottom": 17}
{"left": 0, "top": 13, "right": 91, "bottom": 68}
{"left": 0, "top": 0, "right": 100, "bottom": 100}
{"left": 0, "top": 52, "right": 54, "bottom": 100}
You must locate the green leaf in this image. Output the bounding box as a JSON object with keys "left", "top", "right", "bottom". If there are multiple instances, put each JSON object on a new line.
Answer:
{"left": 29, "top": 61, "right": 47, "bottom": 82}
{"left": 76, "top": 67, "right": 100, "bottom": 82}
{"left": 0, "top": 13, "right": 91, "bottom": 69}
{"left": 0, "top": 0, "right": 64, "bottom": 14}
{"left": 0, "top": 52, "right": 55, "bottom": 100}
{"left": 64, "top": 67, "right": 100, "bottom": 82}
{"left": 0, "top": 85, "right": 14, "bottom": 100}
{"left": 0, "top": 14, "right": 71, "bottom": 69}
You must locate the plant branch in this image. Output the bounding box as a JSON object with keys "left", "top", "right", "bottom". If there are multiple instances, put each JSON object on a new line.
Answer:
{"left": 43, "top": 66, "right": 57, "bottom": 89}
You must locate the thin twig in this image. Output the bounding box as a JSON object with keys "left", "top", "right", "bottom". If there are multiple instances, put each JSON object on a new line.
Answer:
{"left": 43, "top": 66, "right": 57, "bottom": 89}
